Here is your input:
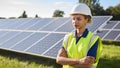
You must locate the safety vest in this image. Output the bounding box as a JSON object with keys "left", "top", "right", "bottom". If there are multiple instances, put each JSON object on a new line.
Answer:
{"left": 62, "top": 31, "right": 102, "bottom": 68}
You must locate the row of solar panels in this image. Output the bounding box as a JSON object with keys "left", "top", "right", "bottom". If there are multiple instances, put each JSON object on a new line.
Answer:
{"left": 0, "top": 16, "right": 111, "bottom": 32}
{"left": 0, "top": 16, "right": 119, "bottom": 59}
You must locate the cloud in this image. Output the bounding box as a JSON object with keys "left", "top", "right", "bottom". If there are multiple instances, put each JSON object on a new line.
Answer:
{"left": 54, "top": 2, "right": 73, "bottom": 7}
{"left": 54, "top": 2, "right": 75, "bottom": 17}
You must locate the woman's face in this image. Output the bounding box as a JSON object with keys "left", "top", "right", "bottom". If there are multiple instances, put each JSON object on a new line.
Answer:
{"left": 71, "top": 14, "right": 88, "bottom": 29}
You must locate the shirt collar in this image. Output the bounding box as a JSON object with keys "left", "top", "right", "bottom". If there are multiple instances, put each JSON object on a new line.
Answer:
{"left": 73, "top": 28, "right": 89, "bottom": 38}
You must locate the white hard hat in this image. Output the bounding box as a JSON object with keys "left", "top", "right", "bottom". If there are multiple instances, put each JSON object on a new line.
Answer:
{"left": 70, "top": 3, "right": 92, "bottom": 17}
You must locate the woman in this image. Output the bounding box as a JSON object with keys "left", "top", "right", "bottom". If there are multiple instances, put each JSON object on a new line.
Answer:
{"left": 56, "top": 3, "right": 102, "bottom": 68}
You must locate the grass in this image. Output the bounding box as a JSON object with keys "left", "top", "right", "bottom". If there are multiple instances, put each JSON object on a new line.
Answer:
{"left": 0, "top": 55, "right": 54, "bottom": 68}
{"left": 97, "top": 44, "right": 120, "bottom": 68}
{"left": 0, "top": 44, "right": 120, "bottom": 68}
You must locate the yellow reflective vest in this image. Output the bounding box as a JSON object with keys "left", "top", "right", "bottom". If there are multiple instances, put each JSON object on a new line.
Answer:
{"left": 62, "top": 31, "right": 102, "bottom": 68}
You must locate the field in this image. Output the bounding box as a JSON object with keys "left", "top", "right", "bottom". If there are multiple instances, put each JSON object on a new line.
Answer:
{"left": 0, "top": 44, "right": 120, "bottom": 68}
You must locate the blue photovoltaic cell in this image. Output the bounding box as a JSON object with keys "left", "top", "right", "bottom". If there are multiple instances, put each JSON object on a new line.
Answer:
{"left": 0, "top": 31, "right": 9, "bottom": 38}
{"left": 116, "top": 36, "right": 120, "bottom": 41}
{"left": 103, "top": 21, "right": 117, "bottom": 29}
{"left": 44, "top": 40, "right": 62, "bottom": 58}
{"left": 114, "top": 22, "right": 120, "bottom": 29}
{"left": 86, "top": 16, "right": 110, "bottom": 32}
{"left": 96, "top": 30, "right": 109, "bottom": 39}
{"left": 103, "top": 31, "right": 120, "bottom": 40}
{"left": 11, "top": 33, "right": 48, "bottom": 51}
{"left": 0, "top": 32, "right": 19, "bottom": 45}
{"left": 26, "top": 33, "right": 65, "bottom": 54}
{"left": 55, "top": 19, "right": 74, "bottom": 32}
{"left": 16, "top": 18, "right": 40, "bottom": 30}
{"left": 0, "top": 19, "right": 16, "bottom": 29}
{"left": 27, "top": 18, "right": 54, "bottom": 30}
{"left": 0, "top": 32, "right": 32, "bottom": 48}
{"left": 40, "top": 18, "right": 69, "bottom": 31}
{"left": 7, "top": 18, "right": 33, "bottom": 29}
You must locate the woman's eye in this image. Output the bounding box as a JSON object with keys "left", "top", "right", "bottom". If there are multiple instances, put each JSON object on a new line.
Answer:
{"left": 72, "top": 17, "right": 81, "bottom": 21}
{"left": 77, "top": 17, "right": 81, "bottom": 21}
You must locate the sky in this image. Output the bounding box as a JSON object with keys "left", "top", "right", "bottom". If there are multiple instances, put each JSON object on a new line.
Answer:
{"left": 0, "top": 0, "right": 120, "bottom": 18}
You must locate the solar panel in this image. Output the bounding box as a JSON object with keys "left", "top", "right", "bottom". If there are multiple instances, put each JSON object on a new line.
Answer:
{"left": 102, "top": 21, "right": 117, "bottom": 29}
{"left": 97, "top": 21, "right": 120, "bottom": 41}
{"left": 43, "top": 40, "right": 63, "bottom": 58}
{"left": 0, "top": 32, "right": 31, "bottom": 48}
{"left": 0, "top": 16, "right": 114, "bottom": 59}
{"left": 11, "top": 32, "right": 48, "bottom": 51}
{"left": 103, "top": 31, "right": 120, "bottom": 40}
{"left": 26, "top": 33, "right": 65, "bottom": 55}
{"left": 40, "top": 18, "right": 70, "bottom": 31}
{"left": 114, "top": 22, "right": 120, "bottom": 29}
{"left": 0, "top": 31, "right": 19, "bottom": 44}
{"left": 96, "top": 30, "right": 109, "bottom": 39}
{"left": 27, "top": 18, "right": 54, "bottom": 30}
{"left": 86, "top": 16, "right": 112, "bottom": 32}
{"left": 116, "top": 35, "right": 120, "bottom": 40}
{"left": 55, "top": 19, "right": 74, "bottom": 32}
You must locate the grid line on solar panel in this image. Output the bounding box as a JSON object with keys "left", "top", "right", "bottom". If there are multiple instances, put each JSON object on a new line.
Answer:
{"left": 0, "top": 29, "right": 68, "bottom": 34}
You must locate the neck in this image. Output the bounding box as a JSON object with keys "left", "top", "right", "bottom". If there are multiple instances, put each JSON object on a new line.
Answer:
{"left": 76, "top": 27, "right": 86, "bottom": 37}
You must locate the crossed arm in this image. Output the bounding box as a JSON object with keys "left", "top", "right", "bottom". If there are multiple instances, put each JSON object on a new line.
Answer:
{"left": 56, "top": 47, "right": 95, "bottom": 68}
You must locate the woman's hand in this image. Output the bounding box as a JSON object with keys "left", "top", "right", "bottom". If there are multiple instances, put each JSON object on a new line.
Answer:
{"left": 71, "top": 56, "right": 94, "bottom": 68}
